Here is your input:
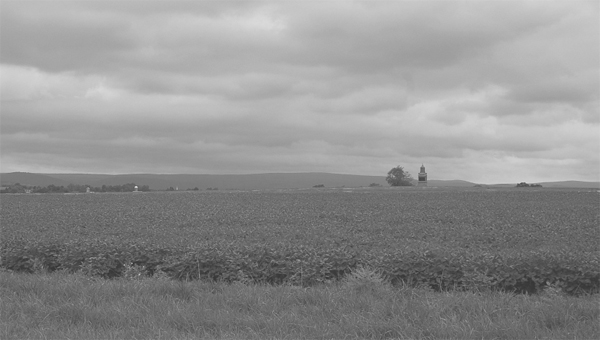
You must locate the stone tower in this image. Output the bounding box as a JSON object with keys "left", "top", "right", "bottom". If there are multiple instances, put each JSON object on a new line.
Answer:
{"left": 418, "top": 164, "right": 427, "bottom": 187}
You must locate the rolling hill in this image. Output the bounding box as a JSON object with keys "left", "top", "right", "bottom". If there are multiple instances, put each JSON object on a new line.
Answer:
{"left": 488, "top": 181, "right": 600, "bottom": 189}
{"left": 51, "top": 173, "right": 390, "bottom": 190}
{"left": 537, "top": 181, "right": 600, "bottom": 189}
{"left": 0, "top": 172, "right": 71, "bottom": 187}
{"left": 1, "top": 172, "right": 598, "bottom": 190}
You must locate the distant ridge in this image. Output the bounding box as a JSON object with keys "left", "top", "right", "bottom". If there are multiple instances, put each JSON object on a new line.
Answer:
{"left": 2, "top": 172, "right": 390, "bottom": 190}
{"left": 1, "top": 172, "right": 598, "bottom": 190}
{"left": 426, "top": 180, "right": 474, "bottom": 187}
{"left": 46, "top": 173, "right": 391, "bottom": 190}
{"left": 0, "top": 172, "right": 71, "bottom": 187}
{"left": 537, "top": 180, "right": 600, "bottom": 189}
{"left": 487, "top": 181, "right": 600, "bottom": 189}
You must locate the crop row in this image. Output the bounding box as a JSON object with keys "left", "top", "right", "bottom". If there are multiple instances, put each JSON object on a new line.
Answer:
{"left": 1, "top": 189, "right": 598, "bottom": 295}
{"left": 2, "top": 238, "right": 598, "bottom": 296}
{"left": 2, "top": 190, "right": 598, "bottom": 253}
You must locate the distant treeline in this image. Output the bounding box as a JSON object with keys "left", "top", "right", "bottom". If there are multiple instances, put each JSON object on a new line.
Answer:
{"left": 0, "top": 183, "right": 150, "bottom": 194}
{"left": 516, "top": 182, "right": 543, "bottom": 188}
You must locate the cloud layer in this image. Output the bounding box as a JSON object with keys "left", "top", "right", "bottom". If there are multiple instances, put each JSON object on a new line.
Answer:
{"left": 1, "top": 1, "right": 598, "bottom": 183}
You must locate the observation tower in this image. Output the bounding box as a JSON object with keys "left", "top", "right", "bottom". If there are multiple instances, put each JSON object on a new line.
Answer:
{"left": 418, "top": 164, "right": 428, "bottom": 187}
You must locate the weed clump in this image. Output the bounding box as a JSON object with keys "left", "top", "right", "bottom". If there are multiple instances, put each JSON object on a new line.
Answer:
{"left": 342, "top": 266, "right": 390, "bottom": 294}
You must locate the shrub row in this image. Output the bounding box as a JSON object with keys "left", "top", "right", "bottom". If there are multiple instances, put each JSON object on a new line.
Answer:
{"left": 1, "top": 238, "right": 598, "bottom": 296}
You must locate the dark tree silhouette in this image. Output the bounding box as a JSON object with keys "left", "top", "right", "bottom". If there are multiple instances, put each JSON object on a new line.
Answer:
{"left": 386, "top": 166, "right": 414, "bottom": 186}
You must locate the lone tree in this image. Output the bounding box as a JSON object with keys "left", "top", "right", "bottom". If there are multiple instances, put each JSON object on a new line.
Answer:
{"left": 386, "top": 166, "right": 414, "bottom": 186}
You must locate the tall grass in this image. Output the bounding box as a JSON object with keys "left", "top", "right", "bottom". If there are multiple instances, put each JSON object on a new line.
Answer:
{"left": 1, "top": 269, "right": 598, "bottom": 340}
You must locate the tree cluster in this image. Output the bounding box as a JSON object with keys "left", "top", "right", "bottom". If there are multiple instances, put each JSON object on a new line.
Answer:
{"left": 0, "top": 183, "right": 150, "bottom": 194}
{"left": 386, "top": 166, "right": 414, "bottom": 186}
{"left": 516, "top": 182, "right": 543, "bottom": 188}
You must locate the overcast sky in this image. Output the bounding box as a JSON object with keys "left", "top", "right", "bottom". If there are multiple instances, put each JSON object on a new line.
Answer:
{"left": 1, "top": 0, "right": 598, "bottom": 183}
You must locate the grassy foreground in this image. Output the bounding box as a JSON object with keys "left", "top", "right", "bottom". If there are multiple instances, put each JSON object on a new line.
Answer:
{"left": 1, "top": 270, "right": 598, "bottom": 340}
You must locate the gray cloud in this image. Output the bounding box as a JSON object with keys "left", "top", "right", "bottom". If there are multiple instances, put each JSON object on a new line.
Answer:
{"left": 1, "top": 1, "right": 598, "bottom": 183}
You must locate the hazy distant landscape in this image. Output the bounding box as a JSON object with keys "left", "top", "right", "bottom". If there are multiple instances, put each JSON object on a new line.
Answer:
{"left": 1, "top": 172, "right": 598, "bottom": 191}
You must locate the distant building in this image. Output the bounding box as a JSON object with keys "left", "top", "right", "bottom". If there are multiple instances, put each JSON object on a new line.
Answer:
{"left": 418, "top": 164, "right": 428, "bottom": 187}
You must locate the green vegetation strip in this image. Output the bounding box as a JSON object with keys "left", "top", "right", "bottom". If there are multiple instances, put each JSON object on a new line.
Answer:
{"left": 2, "top": 239, "right": 598, "bottom": 296}
{"left": 2, "top": 270, "right": 599, "bottom": 340}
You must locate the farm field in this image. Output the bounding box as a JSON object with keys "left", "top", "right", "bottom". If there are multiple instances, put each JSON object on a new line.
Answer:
{"left": 1, "top": 188, "right": 599, "bottom": 294}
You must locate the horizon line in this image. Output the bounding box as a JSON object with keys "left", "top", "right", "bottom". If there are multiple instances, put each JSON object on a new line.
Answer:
{"left": 1, "top": 171, "right": 598, "bottom": 186}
